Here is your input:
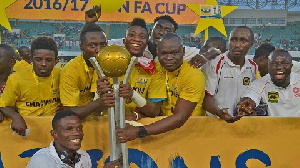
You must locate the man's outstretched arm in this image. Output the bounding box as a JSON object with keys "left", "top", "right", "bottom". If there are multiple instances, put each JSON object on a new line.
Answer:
{"left": 117, "top": 98, "right": 196, "bottom": 143}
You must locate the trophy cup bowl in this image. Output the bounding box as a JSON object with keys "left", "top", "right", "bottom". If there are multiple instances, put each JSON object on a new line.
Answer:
{"left": 96, "top": 44, "right": 132, "bottom": 78}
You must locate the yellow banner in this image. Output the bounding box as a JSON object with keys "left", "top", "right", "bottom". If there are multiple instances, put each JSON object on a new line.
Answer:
{"left": 5, "top": 0, "right": 204, "bottom": 24}
{"left": 0, "top": 116, "right": 300, "bottom": 167}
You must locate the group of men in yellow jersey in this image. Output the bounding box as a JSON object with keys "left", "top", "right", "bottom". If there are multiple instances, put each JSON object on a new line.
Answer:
{"left": 0, "top": 5, "right": 235, "bottom": 144}
{"left": 89, "top": 7, "right": 206, "bottom": 142}
{"left": 0, "top": 5, "right": 272, "bottom": 168}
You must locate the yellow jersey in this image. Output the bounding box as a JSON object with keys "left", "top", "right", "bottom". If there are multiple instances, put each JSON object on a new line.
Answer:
{"left": 102, "top": 62, "right": 167, "bottom": 115}
{"left": 256, "top": 70, "right": 261, "bottom": 79}
{"left": 0, "top": 65, "right": 60, "bottom": 115}
{"left": 125, "top": 62, "right": 167, "bottom": 113}
{"left": 60, "top": 55, "right": 98, "bottom": 107}
{"left": 161, "top": 61, "right": 206, "bottom": 116}
{"left": 13, "top": 60, "right": 30, "bottom": 72}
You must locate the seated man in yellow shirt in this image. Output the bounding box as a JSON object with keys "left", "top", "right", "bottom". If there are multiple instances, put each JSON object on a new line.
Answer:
{"left": 0, "top": 37, "right": 60, "bottom": 136}
{"left": 13, "top": 46, "right": 31, "bottom": 72}
{"left": 106, "top": 33, "right": 205, "bottom": 142}
{"left": 59, "top": 23, "right": 111, "bottom": 119}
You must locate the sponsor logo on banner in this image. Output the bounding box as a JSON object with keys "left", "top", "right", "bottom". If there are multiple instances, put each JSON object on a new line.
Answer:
{"left": 200, "top": 5, "right": 222, "bottom": 18}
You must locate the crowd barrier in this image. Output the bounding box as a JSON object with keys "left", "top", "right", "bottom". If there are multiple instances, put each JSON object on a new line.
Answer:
{"left": 0, "top": 116, "right": 299, "bottom": 167}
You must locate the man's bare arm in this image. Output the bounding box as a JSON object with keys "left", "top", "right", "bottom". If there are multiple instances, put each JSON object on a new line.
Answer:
{"left": 203, "top": 93, "right": 242, "bottom": 123}
{"left": 117, "top": 98, "right": 196, "bottom": 142}
{"left": 0, "top": 107, "right": 27, "bottom": 136}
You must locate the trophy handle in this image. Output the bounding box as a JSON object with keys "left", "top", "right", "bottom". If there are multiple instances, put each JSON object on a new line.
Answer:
{"left": 118, "top": 56, "right": 137, "bottom": 168}
{"left": 89, "top": 57, "right": 105, "bottom": 77}
{"left": 89, "top": 57, "right": 117, "bottom": 161}
{"left": 89, "top": 56, "right": 137, "bottom": 168}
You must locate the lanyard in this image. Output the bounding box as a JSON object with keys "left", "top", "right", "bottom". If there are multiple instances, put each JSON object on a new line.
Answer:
{"left": 165, "top": 67, "right": 181, "bottom": 112}
{"left": 0, "top": 83, "right": 6, "bottom": 94}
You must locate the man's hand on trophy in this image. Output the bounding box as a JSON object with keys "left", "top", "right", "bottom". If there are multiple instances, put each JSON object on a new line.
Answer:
{"left": 97, "top": 77, "right": 113, "bottom": 95}
{"left": 118, "top": 124, "right": 139, "bottom": 143}
{"left": 100, "top": 92, "right": 115, "bottom": 108}
{"left": 125, "top": 111, "right": 145, "bottom": 121}
{"left": 85, "top": 5, "right": 101, "bottom": 24}
{"left": 119, "top": 83, "right": 133, "bottom": 99}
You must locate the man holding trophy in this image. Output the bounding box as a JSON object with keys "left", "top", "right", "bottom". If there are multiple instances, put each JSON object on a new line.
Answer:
{"left": 115, "top": 33, "right": 206, "bottom": 142}
{"left": 85, "top": 7, "right": 167, "bottom": 167}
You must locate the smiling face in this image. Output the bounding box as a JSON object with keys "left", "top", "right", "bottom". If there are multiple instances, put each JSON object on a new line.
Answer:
{"left": 151, "top": 19, "right": 175, "bottom": 45}
{"left": 157, "top": 35, "right": 184, "bottom": 72}
{"left": 268, "top": 51, "right": 293, "bottom": 88}
{"left": 51, "top": 115, "right": 84, "bottom": 155}
{"left": 124, "top": 26, "right": 148, "bottom": 57}
{"left": 228, "top": 28, "right": 253, "bottom": 63}
{"left": 32, "top": 49, "right": 56, "bottom": 77}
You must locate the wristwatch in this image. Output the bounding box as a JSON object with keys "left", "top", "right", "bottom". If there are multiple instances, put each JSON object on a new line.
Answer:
{"left": 138, "top": 126, "right": 147, "bottom": 138}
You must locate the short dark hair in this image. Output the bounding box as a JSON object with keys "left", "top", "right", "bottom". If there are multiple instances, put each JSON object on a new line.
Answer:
{"left": 80, "top": 23, "right": 104, "bottom": 43}
{"left": 232, "top": 26, "right": 254, "bottom": 42}
{"left": 154, "top": 15, "right": 178, "bottom": 31}
{"left": 160, "top": 32, "right": 182, "bottom": 42}
{"left": 31, "top": 37, "right": 58, "bottom": 58}
{"left": 254, "top": 43, "right": 275, "bottom": 60}
{"left": 0, "top": 44, "right": 15, "bottom": 60}
{"left": 128, "top": 18, "right": 147, "bottom": 32}
{"left": 52, "top": 110, "right": 79, "bottom": 130}
{"left": 270, "top": 49, "right": 292, "bottom": 61}
{"left": 205, "top": 37, "right": 226, "bottom": 52}
{"left": 18, "top": 46, "right": 30, "bottom": 55}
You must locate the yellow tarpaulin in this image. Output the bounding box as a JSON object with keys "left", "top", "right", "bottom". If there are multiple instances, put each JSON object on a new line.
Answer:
{"left": 0, "top": 116, "right": 299, "bottom": 167}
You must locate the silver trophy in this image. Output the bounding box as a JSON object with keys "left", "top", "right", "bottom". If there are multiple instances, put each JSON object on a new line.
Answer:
{"left": 89, "top": 45, "right": 137, "bottom": 168}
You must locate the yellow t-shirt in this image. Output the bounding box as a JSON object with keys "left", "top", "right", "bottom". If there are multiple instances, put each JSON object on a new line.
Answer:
{"left": 161, "top": 61, "right": 206, "bottom": 116}
{"left": 0, "top": 65, "right": 60, "bottom": 115}
{"left": 60, "top": 55, "right": 98, "bottom": 107}
{"left": 13, "top": 60, "right": 30, "bottom": 72}
{"left": 256, "top": 70, "right": 261, "bottom": 79}
{"left": 125, "top": 62, "right": 167, "bottom": 113}
{"left": 102, "top": 62, "right": 167, "bottom": 115}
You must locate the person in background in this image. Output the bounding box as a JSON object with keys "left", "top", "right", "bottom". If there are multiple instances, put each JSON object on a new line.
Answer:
{"left": 189, "top": 37, "right": 226, "bottom": 68}
{"left": 13, "top": 46, "right": 31, "bottom": 71}
{"left": 253, "top": 43, "right": 275, "bottom": 78}
{"left": 0, "top": 44, "right": 16, "bottom": 123}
